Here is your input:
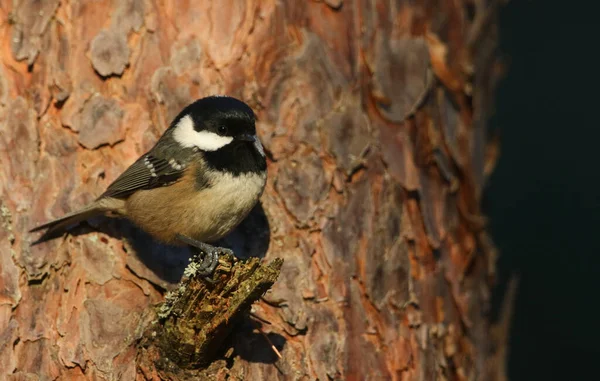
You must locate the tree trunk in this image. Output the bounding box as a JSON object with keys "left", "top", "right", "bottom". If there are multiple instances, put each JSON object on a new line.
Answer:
{"left": 0, "top": 0, "right": 506, "bottom": 380}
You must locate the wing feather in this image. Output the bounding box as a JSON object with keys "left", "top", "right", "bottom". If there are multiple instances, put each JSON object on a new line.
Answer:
{"left": 100, "top": 154, "right": 185, "bottom": 199}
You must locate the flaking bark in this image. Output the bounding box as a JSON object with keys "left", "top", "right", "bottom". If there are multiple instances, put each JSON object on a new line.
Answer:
{"left": 0, "top": 0, "right": 507, "bottom": 379}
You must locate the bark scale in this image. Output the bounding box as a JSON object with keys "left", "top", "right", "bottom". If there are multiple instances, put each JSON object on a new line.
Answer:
{"left": 0, "top": 0, "right": 506, "bottom": 379}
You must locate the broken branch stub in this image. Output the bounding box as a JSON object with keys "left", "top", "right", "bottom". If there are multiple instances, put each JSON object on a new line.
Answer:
{"left": 139, "top": 254, "right": 283, "bottom": 372}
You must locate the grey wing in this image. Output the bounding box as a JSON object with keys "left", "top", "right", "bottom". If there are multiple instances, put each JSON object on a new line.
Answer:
{"left": 99, "top": 154, "right": 186, "bottom": 199}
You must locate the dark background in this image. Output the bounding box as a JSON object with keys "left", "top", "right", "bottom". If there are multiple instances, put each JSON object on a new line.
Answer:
{"left": 488, "top": 1, "right": 598, "bottom": 380}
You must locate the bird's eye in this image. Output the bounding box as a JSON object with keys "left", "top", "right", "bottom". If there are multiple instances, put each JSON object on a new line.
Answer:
{"left": 218, "top": 125, "right": 228, "bottom": 135}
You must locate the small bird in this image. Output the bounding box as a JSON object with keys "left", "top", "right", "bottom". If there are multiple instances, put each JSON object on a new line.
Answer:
{"left": 31, "top": 96, "right": 267, "bottom": 276}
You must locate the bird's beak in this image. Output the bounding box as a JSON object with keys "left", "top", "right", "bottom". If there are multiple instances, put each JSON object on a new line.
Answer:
{"left": 237, "top": 134, "right": 255, "bottom": 142}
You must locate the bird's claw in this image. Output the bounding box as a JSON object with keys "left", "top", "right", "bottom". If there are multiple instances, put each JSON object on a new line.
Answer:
{"left": 195, "top": 257, "right": 218, "bottom": 283}
{"left": 196, "top": 251, "right": 218, "bottom": 277}
{"left": 176, "top": 234, "right": 234, "bottom": 282}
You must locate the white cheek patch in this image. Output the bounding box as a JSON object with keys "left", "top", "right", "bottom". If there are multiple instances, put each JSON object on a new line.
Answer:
{"left": 193, "top": 130, "right": 234, "bottom": 151}
{"left": 252, "top": 135, "right": 265, "bottom": 157}
{"left": 173, "top": 115, "right": 233, "bottom": 151}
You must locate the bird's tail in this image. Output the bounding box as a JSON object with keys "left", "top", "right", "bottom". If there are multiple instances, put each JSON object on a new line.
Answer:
{"left": 29, "top": 202, "right": 107, "bottom": 244}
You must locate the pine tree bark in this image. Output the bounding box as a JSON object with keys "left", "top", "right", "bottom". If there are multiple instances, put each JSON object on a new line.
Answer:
{"left": 0, "top": 0, "right": 505, "bottom": 380}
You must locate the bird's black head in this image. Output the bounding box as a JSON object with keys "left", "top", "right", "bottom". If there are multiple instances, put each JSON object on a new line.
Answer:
{"left": 170, "top": 96, "right": 258, "bottom": 151}
{"left": 170, "top": 96, "right": 266, "bottom": 175}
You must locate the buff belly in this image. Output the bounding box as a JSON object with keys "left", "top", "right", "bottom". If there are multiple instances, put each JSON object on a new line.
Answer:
{"left": 124, "top": 171, "right": 266, "bottom": 245}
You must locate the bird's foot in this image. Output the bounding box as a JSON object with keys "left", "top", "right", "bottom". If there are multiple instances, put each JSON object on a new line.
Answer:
{"left": 176, "top": 234, "right": 234, "bottom": 280}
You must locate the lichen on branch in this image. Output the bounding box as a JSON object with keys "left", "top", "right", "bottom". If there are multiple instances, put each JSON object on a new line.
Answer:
{"left": 136, "top": 253, "right": 283, "bottom": 378}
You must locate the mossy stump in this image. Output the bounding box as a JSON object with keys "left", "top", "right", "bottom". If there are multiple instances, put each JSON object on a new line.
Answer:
{"left": 136, "top": 254, "right": 283, "bottom": 379}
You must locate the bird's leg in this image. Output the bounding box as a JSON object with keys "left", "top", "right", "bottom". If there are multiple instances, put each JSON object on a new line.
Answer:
{"left": 176, "top": 234, "right": 234, "bottom": 277}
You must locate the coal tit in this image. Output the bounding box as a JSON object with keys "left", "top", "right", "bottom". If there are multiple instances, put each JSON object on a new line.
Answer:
{"left": 31, "top": 96, "right": 267, "bottom": 276}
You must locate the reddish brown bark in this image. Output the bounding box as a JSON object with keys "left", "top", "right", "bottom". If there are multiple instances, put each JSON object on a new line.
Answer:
{"left": 0, "top": 0, "right": 505, "bottom": 380}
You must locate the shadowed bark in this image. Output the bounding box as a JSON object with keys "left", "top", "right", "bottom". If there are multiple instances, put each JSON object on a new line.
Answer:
{"left": 0, "top": 0, "right": 507, "bottom": 380}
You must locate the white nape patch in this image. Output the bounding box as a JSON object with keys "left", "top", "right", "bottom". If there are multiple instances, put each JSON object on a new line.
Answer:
{"left": 252, "top": 135, "right": 265, "bottom": 157}
{"left": 173, "top": 115, "right": 233, "bottom": 151}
